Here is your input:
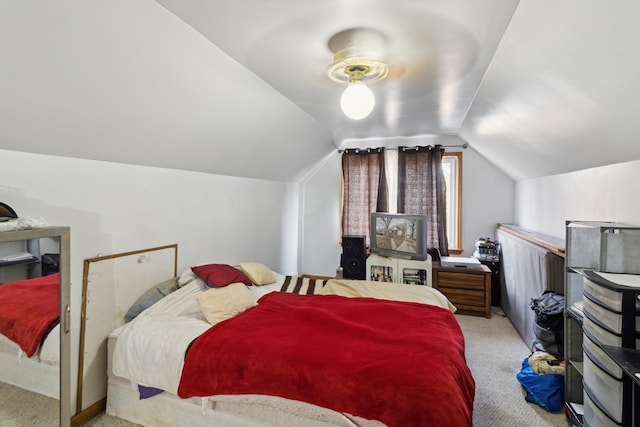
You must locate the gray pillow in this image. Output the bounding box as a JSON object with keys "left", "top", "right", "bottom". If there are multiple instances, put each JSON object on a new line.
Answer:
{"left": 124, "top": 278, "right": 178, "bottom": 322}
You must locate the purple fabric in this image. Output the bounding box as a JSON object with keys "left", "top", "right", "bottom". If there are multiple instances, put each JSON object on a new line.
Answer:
{"left": 138, "top": 385, "right": 163, "bottom": 399}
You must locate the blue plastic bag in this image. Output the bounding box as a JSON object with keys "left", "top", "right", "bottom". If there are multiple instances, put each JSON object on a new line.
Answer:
{"left": 516, "top": 357, "right": 564, "bottom": 411}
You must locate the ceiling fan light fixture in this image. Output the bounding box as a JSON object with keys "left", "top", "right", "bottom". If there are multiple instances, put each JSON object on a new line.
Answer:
{"left": 328, "top": 56, "right": 389, "bottom": 85}
{"left": 341, "top": 81, "right": 375, "bottom": 120}
{"left": 327, "top": 28, "right": 389, "bottom": 120}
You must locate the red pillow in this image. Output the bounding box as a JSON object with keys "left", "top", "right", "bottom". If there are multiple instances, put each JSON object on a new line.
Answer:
{"left": 191, "top": 264, "right": 253, "bottom": 288}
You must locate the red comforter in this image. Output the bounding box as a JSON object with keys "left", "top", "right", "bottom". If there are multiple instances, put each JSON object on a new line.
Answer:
{"left": 178, "top": 292, "right": 475, "bottom": 427}
{"left": 0, "top": 273, "right": 59, "bottom": 357}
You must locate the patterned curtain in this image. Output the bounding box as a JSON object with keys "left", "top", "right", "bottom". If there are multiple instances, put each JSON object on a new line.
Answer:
{"left": 397, "top": 145, "right": 449, "bottom": 256}
{"left": 341, "top": 148, "right": 388, "bottom": 245}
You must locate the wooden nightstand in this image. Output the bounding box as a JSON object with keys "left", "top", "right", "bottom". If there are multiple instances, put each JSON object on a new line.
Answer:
{"left": 432, "top": 262, "right": 492, "bottom": 318}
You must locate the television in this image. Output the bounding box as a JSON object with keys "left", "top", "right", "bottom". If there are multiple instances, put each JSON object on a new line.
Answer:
{"left": 370, "top": 212, "right": 429, "bottom": 261}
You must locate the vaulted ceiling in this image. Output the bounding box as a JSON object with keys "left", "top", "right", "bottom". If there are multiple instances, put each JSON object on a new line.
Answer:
{"left": 1, "top": 1, "right": 639, "bottom": 182}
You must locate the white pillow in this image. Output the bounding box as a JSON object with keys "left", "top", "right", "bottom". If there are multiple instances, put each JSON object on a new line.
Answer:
{"left": 195, "top": 282, "right": 257, "bottom": 324}
{"left": 178, "top": 268, "right": 198, "bottom": 288}
{"left": 237, "top": 262, "right": 276, "bottom": 285}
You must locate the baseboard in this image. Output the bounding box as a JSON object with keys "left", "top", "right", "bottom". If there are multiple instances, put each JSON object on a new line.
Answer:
{"left": 70, "top": 398, "right": 106, "bottom": 427}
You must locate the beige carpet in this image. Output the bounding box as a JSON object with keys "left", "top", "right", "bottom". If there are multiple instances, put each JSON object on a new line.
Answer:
{"left": 0, "top": 382, "right": 60, "bottom": 427}
{"left": 457, "top": 308, "right": 567, "bottom": 427}
{"left": 1, "top": 307, "right": 568, "bottom": 427}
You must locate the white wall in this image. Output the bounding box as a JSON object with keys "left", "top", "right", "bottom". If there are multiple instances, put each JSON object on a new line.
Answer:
{"left": 0, "top": 149, "right": 299, "bottom": 413}
{"left": 301, "top": 146, "right": 515, "bottom": 276}
{"left": 461, "top": 147, "right": 515, "bottom": 253}
{"left": 300, "top": 151, "right": 343, "bottom": 275}
{"left": 515, "top": 159, "right": 640, "bottom": 240}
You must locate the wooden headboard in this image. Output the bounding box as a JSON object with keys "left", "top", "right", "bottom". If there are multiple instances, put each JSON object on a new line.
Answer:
{"left": 74, "top": 244, "right": 177, "bottom": 423}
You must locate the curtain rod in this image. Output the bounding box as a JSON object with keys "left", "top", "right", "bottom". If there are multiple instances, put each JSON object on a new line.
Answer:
{"left": 337, "top": 142, "right": 468, "bottom": 153}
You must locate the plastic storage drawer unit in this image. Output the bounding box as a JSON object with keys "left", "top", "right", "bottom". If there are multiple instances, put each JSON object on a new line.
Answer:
{"left": 583, "top": 333, "right": 622, "bottom": 379}
{"left": 583, "top": 278, "right": 624, "bottom": 312}
{"left": 583, "top": 272, "right": 640, "bottom": 312}
{"left": 583, "top": 296, "right": 640, "bottom": 335}
{"left": 584, "top": 388, "right": 622, "bottom": 427}
{"left": 583, "top": 316, "right": 630, "bottom": 348}
{"left": 583, "top": 354, "right": 623, "bottom": 423}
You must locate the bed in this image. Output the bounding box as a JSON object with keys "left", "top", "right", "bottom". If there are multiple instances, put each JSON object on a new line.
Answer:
{"left": 0, "top": 272, "right": 60, "bottom": 398}
{"left": 105, "top": 261, "right": 475, "bottom": 427}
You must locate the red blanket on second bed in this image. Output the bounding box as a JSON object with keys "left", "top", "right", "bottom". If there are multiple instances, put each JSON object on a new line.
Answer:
{"left": 0, "top": 273, "right": 59, "bottom": 357}
{"left": 178, "top": 291, "right": 475, "bottom": 427}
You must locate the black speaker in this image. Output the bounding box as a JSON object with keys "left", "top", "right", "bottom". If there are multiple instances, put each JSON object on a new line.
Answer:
{"left": 342, "top": 235, "right": 366, "bottom": 280}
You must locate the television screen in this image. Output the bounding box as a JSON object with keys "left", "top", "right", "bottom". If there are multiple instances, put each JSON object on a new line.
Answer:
{"left": 370, "top": 212, "right": 428, "bottom": 261}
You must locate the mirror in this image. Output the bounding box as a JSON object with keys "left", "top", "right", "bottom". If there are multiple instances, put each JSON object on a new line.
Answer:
{"left": 0, "top": 227, "right": 70, "bottom": 427}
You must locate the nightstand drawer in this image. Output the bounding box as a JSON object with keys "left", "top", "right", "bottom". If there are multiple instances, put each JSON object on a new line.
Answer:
{"left": 431, "top": 262, "right": 491, "bottom": 318}
{"left": 437, "top": 287, "right": 485, "bottom": 307}
{"left": 436, "top": 271, "right": 486, "bottom": 290}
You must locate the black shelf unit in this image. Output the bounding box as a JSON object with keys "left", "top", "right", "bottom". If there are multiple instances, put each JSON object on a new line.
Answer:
{"left": 478, "top": 259, "right": 500, "bottom": 306}
{"left": 0, "top": 255, "right": 38, "bottom": 268}
{"left": 0, "top": 237, "right": 42, "bottom": 282}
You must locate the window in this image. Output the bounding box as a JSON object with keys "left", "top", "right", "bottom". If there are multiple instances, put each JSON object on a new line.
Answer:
{"left": 342, "top": 148, "right": 462, "bottom": 254}
{"left": 441, "top": 152, "right": 462, "bottom": 254}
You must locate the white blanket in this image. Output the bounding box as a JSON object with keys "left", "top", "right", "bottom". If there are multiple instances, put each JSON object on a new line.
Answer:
{"left": 0, "top": 217, "right": 47, "bottom": 232}
{"left": 112, "top": 274, "right": 285, "bottom": 393}
{"left": 111, "top": 280, "right": 210, "bottom": 393}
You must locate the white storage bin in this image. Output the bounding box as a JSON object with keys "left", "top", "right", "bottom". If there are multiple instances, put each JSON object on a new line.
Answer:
{"left": 567, "top": 223, "right": 640, "bottom": 274}
{"left": 583, "top": 334, "right": 622, "bottom": 379}
{"left": 602, "top": 230, "right": 640, "bottom": 274}
{"left": 584, "top": 278, "right": 623, "bottom": 312}
{"left": 584, "top": 389, "right": 622, "bottom": 427}
{"left": 583, "top": 355, "right": 623, "bottom": 423}
{"left": 583, "top": 297, "right": 623, "bottom": 334}
{"left": 583, "top": 316, "right": 623, "bottom": 347}
{"left": 567, "top": 223, "right": 603, "bottom": 269}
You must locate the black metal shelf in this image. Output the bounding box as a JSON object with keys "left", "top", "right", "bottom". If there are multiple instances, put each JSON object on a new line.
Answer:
{"left": 0, "top": 255, "right": 38, "bottom": 268}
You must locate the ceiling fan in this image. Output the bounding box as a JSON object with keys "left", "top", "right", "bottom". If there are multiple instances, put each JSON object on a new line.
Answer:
{"left": 327, "top": 28, "right": 391, "bottom": 120}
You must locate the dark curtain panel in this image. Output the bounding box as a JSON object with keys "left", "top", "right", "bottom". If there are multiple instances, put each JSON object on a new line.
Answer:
{"left": 397, "top": 145, "right": 449, "bottom": 256}
{"left": 341, "top": 148, "right": 388, "bottom": 245}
